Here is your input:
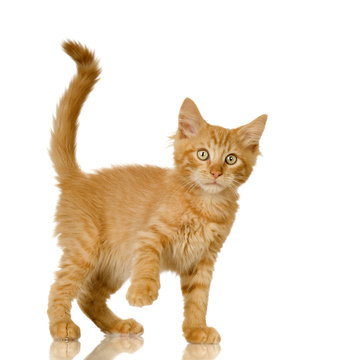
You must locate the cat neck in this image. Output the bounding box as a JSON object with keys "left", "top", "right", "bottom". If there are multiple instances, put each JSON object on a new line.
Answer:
{"left": 169, "top": 170, "right": 239, "bottom": 223}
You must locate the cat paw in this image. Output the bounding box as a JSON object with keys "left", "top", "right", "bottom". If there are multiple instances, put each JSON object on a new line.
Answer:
{"left": 50, "top": 320, "right": 81, "bottom": 340}
{"left": 183, "top": 326, "right": 221, "bottom": 344}
{"left": 106, "top": 318, "right": 144, "bottom": 335}
{"left": 126, "top": 280, "right": 159, "bottom": 307}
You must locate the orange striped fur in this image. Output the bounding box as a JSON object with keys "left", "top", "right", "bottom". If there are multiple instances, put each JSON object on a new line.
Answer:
{"left": 48, "top": 41, "right": 267, "bottom": 343}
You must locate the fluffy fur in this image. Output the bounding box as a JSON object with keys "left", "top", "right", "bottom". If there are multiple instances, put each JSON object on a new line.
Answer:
{"left": 48, "top": 41, "right": 267, "bottom": 343}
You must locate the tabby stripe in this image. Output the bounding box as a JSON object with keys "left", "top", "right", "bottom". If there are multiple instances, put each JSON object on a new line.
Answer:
{"left": 181, "top": 282, "right": 208, "bottom": 294}
{"left": 184, "top": 299, "right": 206, "bottom": 313}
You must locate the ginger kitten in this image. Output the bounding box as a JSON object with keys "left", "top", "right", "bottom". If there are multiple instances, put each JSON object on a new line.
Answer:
{"left": 48, "top": 41, "right": 267, "bottom": 344}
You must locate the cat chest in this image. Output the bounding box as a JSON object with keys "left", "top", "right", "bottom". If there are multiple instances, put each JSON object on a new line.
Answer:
{"left": 163, "top": 221, "right": 221, "bottom": 272}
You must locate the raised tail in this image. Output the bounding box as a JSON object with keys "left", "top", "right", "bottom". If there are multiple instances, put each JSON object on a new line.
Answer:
{"left": 50, "top": 40, "right": 101, "bottom": 180}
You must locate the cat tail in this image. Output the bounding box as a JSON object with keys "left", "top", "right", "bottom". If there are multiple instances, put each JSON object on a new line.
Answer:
{"left": 50, "top": 40, "right": 101, "bottom": 181}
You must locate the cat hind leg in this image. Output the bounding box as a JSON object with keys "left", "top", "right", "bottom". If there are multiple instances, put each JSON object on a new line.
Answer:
{"left": 48, "top": 253, "right": 92, "bottom": 340}
{"left": 77, "top": 275, "right": 143, "bottom": 335}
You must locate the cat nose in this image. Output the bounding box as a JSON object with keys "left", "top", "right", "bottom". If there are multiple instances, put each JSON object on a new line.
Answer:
{"left": 210, "top": 170, "right": 222, "bottom": 179}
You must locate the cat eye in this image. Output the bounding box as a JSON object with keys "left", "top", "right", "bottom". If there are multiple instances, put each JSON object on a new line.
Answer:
{"left": 225, "top": 154, "right": 237, "bottom": 165}
{"left": 197, "top": 149, "right": 209, "bottom": 161}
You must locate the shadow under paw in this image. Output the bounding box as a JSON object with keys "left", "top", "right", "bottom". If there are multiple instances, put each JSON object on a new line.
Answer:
{"left": 84, "top": 335, "right": 144, "bottom": 359}
{"left": 50, "top": 340, "right": 80, "bottom": 360}
{"left": 182, "top": 343, "right": 221, "bottom": 360}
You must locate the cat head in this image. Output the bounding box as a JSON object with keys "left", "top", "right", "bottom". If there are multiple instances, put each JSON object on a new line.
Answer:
{"left": 173, "top": 98, "right": 267, "bottom": 195}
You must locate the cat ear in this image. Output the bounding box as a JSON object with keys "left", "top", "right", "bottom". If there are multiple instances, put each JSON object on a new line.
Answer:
{"left": 178, "top": 98, "right": 206, "bottom": 139}
{"left": 237, "top": 114, "right": 267, "bottom": 152}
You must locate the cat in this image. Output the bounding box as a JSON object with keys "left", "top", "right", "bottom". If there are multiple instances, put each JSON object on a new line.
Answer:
{"left": 48, "top": 40, "right": 267, "bottom": 344}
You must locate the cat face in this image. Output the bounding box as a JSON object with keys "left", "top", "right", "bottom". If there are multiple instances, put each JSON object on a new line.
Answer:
{"left": 173, "top": 98, "right": 266, "bottom": 194}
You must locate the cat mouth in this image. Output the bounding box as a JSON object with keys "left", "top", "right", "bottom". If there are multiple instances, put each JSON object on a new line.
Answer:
{"left": 200, "top": 181, "right": 225, "bottom": 194}
{"left": 203, "top": 181, "right": 224, "bottom": 188}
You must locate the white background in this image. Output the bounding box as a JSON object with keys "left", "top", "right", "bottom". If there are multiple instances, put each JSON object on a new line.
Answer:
{"left": 0, "top": 1, "right": 359, "bottom": 359}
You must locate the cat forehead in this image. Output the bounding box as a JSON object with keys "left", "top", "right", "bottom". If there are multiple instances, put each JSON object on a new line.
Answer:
{"left": 195, "top": 126, "right": 238, "bottom": 149}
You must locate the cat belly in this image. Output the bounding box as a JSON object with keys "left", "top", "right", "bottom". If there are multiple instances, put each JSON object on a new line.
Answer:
{"left": 97, "top": 239, "right": 134, "bottom": 290}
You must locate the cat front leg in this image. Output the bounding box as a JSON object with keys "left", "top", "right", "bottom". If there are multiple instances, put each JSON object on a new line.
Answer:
{"left": 180, "top": 255, "right": 221, "bottom": 344}
{"left": 126, "top": 230, "right": 165, "bottom": 307}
